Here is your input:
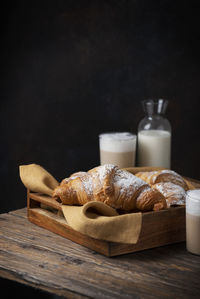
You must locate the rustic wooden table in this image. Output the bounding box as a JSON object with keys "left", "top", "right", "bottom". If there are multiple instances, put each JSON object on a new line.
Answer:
{"left": 0, "top": 208, "right": 200, "bottom": 298}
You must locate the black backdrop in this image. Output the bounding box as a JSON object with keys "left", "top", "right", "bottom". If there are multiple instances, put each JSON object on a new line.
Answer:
{"left": 1, "top": 0, "right": 200, "bottom": 214}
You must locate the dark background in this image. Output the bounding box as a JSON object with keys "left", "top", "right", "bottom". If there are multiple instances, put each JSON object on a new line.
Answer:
{"left": 1, "top": 0, "right": 200, "bottom": 212}
{"left": 1, "top": 1, "right": 200, "bottom": 297}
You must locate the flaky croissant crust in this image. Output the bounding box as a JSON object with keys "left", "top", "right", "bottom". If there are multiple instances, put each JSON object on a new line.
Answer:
{"left": 53, "top": 164, "right": 166, "bottom": 212}
{"left": 135, "top": 169, "right": 188, "bottom": 190}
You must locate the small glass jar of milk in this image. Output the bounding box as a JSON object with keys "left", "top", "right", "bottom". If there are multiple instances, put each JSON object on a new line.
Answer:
{"left": 137, "top": 99, "right": 171, "bottom": 168}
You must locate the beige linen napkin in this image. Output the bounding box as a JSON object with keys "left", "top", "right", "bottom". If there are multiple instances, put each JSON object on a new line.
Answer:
{"left": 19, "top": 164, "right": 142, "bottom": 244}
{"left": 62, "top": 202, "right": 142, "bottom": 243}
{"left": 19, "top": 164, "right": 59, "bottom": 196}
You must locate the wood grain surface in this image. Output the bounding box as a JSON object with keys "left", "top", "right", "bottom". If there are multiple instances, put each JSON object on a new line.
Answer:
{"left": 0, "top": 208, "right": 200, "bottom": 298}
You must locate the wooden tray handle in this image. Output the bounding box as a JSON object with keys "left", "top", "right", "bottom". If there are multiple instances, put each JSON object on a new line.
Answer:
{"left": 28, "top": 190, "right": 62, "bottom": 211}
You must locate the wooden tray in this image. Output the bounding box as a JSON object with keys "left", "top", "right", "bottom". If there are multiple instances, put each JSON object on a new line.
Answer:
{"left": 27, "top": 168, "right": 200, "bottom": 257}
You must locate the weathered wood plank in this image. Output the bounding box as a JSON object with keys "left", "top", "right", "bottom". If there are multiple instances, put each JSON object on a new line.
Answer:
{"left": 1, "top": 235, "right": 198, "bottom": 299}
{"left": 8, "top": 208, "right": 28, "bottom": 218}
{"left": 1, "top": 212, "right": 197, "bottom": 293}
{"left": 0, "top": 267, "right": 90, "bottom": 299}
{"left": 0, "top": 209, "right": 200, "bottom": 298}
{"left": 0, "top": 235, "right": 162, "bottom": 298}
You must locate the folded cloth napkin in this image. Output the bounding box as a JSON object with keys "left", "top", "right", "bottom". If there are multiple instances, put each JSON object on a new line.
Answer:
{"left": 62, "top": 201, "right": 142, "bottom": 243}
{"left": 19, "top": 164, "right": 142, "bottom": 244}
{"left": 19, "top": 164, "right": 59, "bottom": 196}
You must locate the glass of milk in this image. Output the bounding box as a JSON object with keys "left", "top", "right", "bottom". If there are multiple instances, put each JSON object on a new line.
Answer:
{"left": 99, "top": 132, "right": 137, "bottom": 168}
{"left": 137, "top": 99, "right": 171, "bottom": 168}
{"left": 186, "top": 190, "right": 200, "bottom": 255}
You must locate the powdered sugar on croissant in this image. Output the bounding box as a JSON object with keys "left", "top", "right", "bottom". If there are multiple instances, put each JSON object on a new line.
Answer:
{"left": 152, "top": 182, "right": 186, "bottom": 208}
{"left": 53, "top": 164, "right": 166, "bottom": 212}
{"left": 136, "top": 169, "right": 188, "bottom": 190}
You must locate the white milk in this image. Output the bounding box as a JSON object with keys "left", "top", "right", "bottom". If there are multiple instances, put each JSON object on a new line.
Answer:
{"left": 137, "top": 129, "right": 171, "bottom": 168}
{"left": 186, "top": 190, "right": 200, "bottom": 255}
{"left": 99, "top": 132, "right": 136, "bottom": 168}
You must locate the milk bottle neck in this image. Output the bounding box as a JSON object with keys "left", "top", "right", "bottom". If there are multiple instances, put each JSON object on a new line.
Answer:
{"left": 142, "top": 99, "right": 168, "bottom": 117}
{"left": 138, "top": 99, "right": 171, "bottom": 132}
{"left": 146, "top": 114, "right": 164, "bottom": 121}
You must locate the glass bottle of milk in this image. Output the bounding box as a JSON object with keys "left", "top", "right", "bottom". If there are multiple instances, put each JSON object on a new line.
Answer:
{"left": 137, "top": 99, "right": 171, "bottom": 168}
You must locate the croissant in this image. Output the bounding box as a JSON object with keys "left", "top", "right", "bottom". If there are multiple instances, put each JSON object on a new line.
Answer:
{"left": 152, "top": 182, "right": 186, "bottom": 208}
{"left": 53, "top": 164, "right": 167, "bottom": 212}
{"left": 135, "top": 169, "right": 188, "bottom": 191}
